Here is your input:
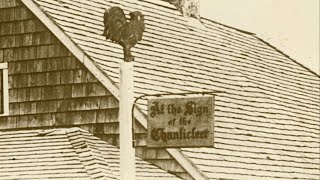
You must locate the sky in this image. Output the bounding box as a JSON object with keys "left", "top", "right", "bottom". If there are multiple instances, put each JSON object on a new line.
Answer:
{"left": 200, "top": 0, "right": 319, "bottom": 75}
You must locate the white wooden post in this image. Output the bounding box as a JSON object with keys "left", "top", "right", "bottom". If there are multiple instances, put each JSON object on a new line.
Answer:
{"left": 119, "top": 61, "right": 135, "bottom": 180}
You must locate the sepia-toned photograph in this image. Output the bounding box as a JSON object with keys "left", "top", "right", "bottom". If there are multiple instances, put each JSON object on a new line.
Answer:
{"left": 0, "top": 0, "right": 319, "bottom": 179}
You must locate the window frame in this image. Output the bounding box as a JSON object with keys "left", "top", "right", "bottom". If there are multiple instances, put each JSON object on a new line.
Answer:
{"left": 0, "top": 63, "right": 8, "bottom": 116}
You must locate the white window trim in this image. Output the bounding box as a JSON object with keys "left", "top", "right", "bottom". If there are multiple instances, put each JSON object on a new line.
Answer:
{"left": 0, "top": 63, "right": 8, "bottom": 116}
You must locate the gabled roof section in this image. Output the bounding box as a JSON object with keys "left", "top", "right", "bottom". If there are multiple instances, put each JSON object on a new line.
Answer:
{"left": 20, "top": 0, "right": 320, "bottom": 179}
{"left": 0, "top": 129, "right": 91, "bottom": 180}
{"left": 0, "top": 128, "right": 181, "bottom": 180}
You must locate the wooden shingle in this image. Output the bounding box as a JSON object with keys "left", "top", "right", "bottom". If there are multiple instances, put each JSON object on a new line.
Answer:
{"left": 71, "top": 83, "right": 84, "bottom": 97}
{"left": 36, "top": 100, "right": 49, "bottom": 113}
{"left": 3, "top": 48, "right": 13, "bottom": 61}
{"left": 22, "top": 33, "right": 33, "bottom": 46}
{"left": 0, "top": 0, "right": 19, "bottom": 8}
{"left": 9, "top": 89, "right": 18, "bottom": 102}
{"left": 29, "top": 87, "right": 41, "bottom": 101}
{"left": 9, "top": 103, "right": 19, "bottom": 115}
{"left": 0, "top": 49, "right": 3, "bottom": 62}
{"left": 14, "top": 6, "right": 33, "bottom": 21}
{"left": 16, "top": 115, "right": 28, "bottom": 128}
{"left": 7, "top": 116, "right": 17, "bottom": 128}
{"left": 36, "top": 73, "right": 46, "bottom": 86}
{"left": 60, "top": 70, "right": 74, "bottom": 84}
{"left": 40, "top": 113, "right": 55, "bottom": 127}
{"left": 46, "top": 71, "right": 61, "bottom": 85}
{"left": 36, "top": 45, "right": 49, "bottom": 58}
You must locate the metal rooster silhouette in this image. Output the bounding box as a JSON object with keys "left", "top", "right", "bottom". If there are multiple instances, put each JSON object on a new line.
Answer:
{"left": 103, "top": 7, "right": 145, "bottom": 62}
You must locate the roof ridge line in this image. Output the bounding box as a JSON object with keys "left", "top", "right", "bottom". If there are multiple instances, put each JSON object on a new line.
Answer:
{"left": 201, "top": 14, "right": 319, "bottom": 79}
{"left": 65, "top": 129, "right": 100, "bottom": 179}
{"left": 66, "top": 129, "right": 116, "bottom": 179}
{"left": 200, "top": 17, "right": 256, "bottom": 36}
{"left": 198, "top": 15, "right": 319, "bottom": 78}
{"left": 78, "top": 130, "right": 119, "bottom": 180}
{"left": 252, "top": 35, "right": 320, "bottom": 78}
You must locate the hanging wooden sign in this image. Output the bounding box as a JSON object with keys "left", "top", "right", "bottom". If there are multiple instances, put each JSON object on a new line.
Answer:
{"left": 147, "top": 95, "right": 214, "bottom": 148}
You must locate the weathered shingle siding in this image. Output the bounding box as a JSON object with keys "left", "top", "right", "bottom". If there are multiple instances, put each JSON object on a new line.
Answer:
{"left": 0, "top": 0, "right": 118, "bottom": 138}
{"left": 0, "top": 1, "right": 191, "bottom": 179}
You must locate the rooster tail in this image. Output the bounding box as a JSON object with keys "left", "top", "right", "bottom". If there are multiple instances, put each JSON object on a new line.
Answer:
{"left": 103, "top": 10, "right": 110, "bottom": 38}
{"left": 103, "top": 7, "right": 126, "bottom": 42}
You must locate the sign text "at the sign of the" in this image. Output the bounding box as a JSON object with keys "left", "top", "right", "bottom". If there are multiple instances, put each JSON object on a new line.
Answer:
{"left": 147, "top": 96, "right": 214, "bottom": 148}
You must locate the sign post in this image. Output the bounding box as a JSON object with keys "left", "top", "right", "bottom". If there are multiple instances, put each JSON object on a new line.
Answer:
{"left": 119, "top": 61, "right": 135, "bottom": 180}
{"left": 147, "top": 96, "right": 214, "bottom": 148}
{"left": 102, "top": 6, "right": 144, "bottom": 180}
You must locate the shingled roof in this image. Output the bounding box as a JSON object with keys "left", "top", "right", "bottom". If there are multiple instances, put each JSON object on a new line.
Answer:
{"left": 0, "top": 128, "right": 181, "bottom": 180}
{"left": 21, "top": 0, "right": 320, "bottom": 179}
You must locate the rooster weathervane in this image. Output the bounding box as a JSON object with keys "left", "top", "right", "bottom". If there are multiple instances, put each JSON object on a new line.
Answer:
{"left": 103, "top": 7, "right": 145, "bottom": 62}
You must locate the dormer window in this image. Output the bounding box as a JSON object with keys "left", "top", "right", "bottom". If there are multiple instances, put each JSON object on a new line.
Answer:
{"left": 0, "top": 63, "right": 8, "bottom": 116}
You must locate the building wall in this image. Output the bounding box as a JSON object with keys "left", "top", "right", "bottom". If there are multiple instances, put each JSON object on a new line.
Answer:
{"left": 0, "top": 0, "right": 192, "bottom": 179}
{"left": 0, "top": 0, "right": 119, "bottom": 140}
